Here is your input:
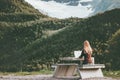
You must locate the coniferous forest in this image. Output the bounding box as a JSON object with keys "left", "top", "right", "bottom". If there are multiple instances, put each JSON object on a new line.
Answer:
{"left": 0, "top": 0, "right": 120, "bottom": 72}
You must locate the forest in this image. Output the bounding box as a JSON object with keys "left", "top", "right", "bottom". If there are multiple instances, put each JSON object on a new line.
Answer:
{"left": 0, "top": 0, "right": 120, "bottom": 72}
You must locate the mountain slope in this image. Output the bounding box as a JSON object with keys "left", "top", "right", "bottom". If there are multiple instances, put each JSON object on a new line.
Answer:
{"left": 91, "top": 0, "right": 120, "bottom": 15}
{"left": 19, "top": 9, "right": 120, "bottom": 71}
{"left": 0, "top": 0, "right": 40, "bottom": 13}
{"left": 0, "top": 0, "right": 48, "bottom": 22}
{"left": 0, "top": 0, "right": 120, "bottom": 72}
{"left": 0, "top": 0, "right": 51, "bottom": 71}
{"left": 0, "top": 0, "right": 83, "bottom": 72}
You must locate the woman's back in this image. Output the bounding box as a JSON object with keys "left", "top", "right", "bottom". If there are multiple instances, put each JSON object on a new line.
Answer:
{"left": 80, "top": 40, "right": 93, "bottom": 64}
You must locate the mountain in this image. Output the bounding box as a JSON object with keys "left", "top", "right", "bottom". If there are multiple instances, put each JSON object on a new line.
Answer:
{"left": 91, "top": 0, "right": 120, "bottom": 16}
{"left": 0, "top": 0, "right": 120, "bottom": 72}
{"left": 0, "top": 0, "right": 49, "bottom": 71}
{"left": 25, "top": 0, "right": 93, "bottom": 19}
{"left": 0, "top": 0, "right": 79, "bottom": 71}
{"left": 41, "top": 0, "right": 91, "bottom": 6}
{"left": 25, "top": 0, "right": 120, "bottom": 19}
{"left": 0, "top": 0, "right": 49, "bottom": 22}
{"left": 0, "top": 0, "right": 41, "bottom": 13}
{"left": 19, "top": 9, "right": 120, "bottom": 71}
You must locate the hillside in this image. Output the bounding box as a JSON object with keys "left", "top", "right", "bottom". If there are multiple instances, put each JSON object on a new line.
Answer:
{"left": 0, "top": 0, "right": 82, "bottom": 71}
{"left": 14, "top": 9, "right": 120, "bottom": 71}
{"left": 0, "top": 0, "right": 41, "bottom": 13}
{"left": 0, "top": 0, "right": 120, "bottom": 72}
{"left": 0, "top": 0, "right": 48, "bottom": 22}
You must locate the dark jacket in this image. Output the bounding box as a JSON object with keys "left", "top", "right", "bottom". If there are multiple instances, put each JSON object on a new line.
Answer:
{"left": 79, "top": 49, "right": 92, "bottom": 64}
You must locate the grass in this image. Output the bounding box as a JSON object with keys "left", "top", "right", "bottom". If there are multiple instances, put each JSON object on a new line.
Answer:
{"left": 0, "top": 69, "right": 53, "bottom": 76}
{"left": 103, "top": 70, "right": 120, "bottom": 78}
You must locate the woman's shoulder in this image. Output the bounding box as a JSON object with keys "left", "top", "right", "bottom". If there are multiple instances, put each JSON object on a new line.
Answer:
{"left": 82, "top": 49, "right": 85, "bottom": 52}
{"left": 81, "top": 49, "right": 86, "bottom": 53}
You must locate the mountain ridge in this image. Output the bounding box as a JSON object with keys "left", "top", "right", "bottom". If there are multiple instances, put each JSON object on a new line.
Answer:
{"left": 0, "top": 0, "right": 49, "bottom": 22}
{"left": 91, "top": 0, "right": 120, "bottom": 16}
{"left": 0, "top": 0, "right": 40, "bottom": 13}
{"left": 25, "top": 0, "right": 120, "bottom": 19}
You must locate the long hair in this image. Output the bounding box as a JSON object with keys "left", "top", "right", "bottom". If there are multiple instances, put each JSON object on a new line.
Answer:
{"left": 83, "top": 40, "right": 93, "bottom": 54}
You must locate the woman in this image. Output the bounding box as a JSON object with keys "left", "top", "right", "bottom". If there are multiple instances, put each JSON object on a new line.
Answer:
{"left": 79, "top": 40, "right": 93, "bottom": 64}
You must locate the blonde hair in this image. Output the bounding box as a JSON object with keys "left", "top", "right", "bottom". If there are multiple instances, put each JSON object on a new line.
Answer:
{"left": 84, "top": 40, "right": 93, "bottom": 54}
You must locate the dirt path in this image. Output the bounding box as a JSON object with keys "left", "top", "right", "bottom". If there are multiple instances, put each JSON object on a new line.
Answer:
{"left": 0, "top": 75, "right": 119, "bottom": 80}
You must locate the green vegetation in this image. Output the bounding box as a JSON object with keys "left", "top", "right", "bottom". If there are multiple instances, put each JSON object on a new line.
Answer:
{"left": 0, "top": 69, "right": 53, "bottom": 76}
{"left": 0, "top": 0, "right": 43, "bottom": 13}
{"left": 0, "top": 0, "right": 120, "bottom": 72}
{"left": 107, "top": 29, "right": 120, "bottom": 70}
{"left": 104, "top": 70, "right": 120, "bottom": 78}
{"left": 20, "top": 9, "right": 120, "bottom": 71}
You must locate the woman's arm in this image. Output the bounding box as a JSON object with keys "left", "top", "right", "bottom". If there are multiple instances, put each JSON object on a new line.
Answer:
{"left": 79, "top": 49, "right": 84, "bottom": 58}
